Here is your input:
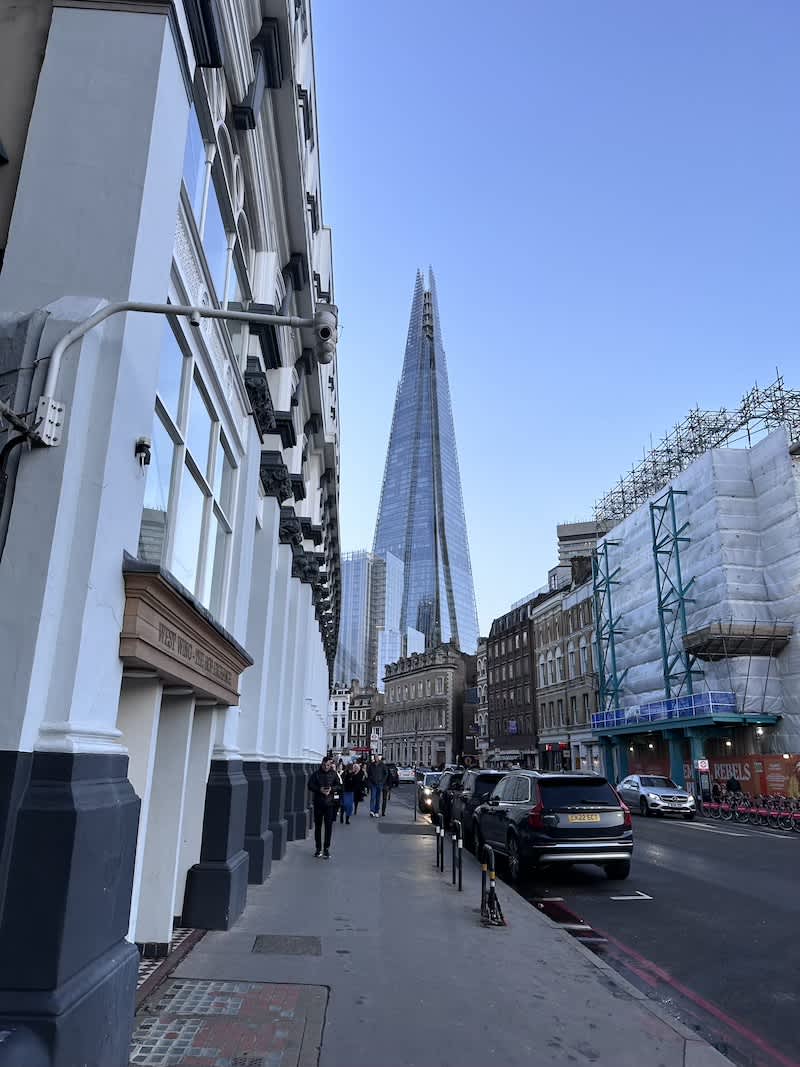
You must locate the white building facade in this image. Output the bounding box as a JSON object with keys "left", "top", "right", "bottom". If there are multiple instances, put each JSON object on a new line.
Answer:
{"left": 328, "top": 683, "right": 351, "bottom": 757}
{"left": 0, "top": 3, "right": 339, "bottom": 1064}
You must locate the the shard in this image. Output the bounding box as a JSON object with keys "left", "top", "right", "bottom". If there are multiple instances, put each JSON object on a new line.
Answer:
{"left": 373, "top": 270, "right": 479, "bottom": 654}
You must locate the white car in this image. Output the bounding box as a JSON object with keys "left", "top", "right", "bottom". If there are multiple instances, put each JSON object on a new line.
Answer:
{"left": 617, "top": 774, "right": 696, "bottom": 819}
{"left": 396, "top": 766, "right": 415, "bottom": 783}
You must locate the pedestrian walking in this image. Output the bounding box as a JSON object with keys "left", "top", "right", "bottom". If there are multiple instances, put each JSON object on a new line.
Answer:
{"left": 351, "top": 761, "right": 367, "bottom": 815}
{"left": 341, "top": 762, "right": 362, "bottom": 824}
{"left": 381, "top": 762, "right": 400, "bottom": 816}
{"left": 308, "top": 756, "right": 341, "bottom": 859}
{"left": 367, "top": 755, "right": 389, "bottom": 817}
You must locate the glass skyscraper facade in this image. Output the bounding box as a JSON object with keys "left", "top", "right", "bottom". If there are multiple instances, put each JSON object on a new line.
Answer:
{"left": 373, "top": 270, "right": 479, "bottom": 654}
{"left": 334, "top": 549, "right": 419, "bottom": 689}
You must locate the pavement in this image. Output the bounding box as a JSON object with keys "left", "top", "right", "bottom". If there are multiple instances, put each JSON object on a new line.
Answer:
{"left": 131, "top": 790, "right": 734, "bottom": 1067}
{"left": 513, "top": 812, "right": 800, "bottom": 1067}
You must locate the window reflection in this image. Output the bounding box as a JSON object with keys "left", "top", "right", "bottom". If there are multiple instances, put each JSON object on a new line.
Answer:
{"left": 138, "top": 415, "right": 174, "bottom": 564}
{"left": 172, "top": 465, "right": 205, "bottom": 592}
{"left": 182, "top": 107, "right": 205, "bottom": 220}
{"left": 187, "top": 376, "right": 213, "bottom": 478}
{"left": 203, "top": 178, "right": 228, "bottom": 301}
{"left": 157, "top": 322, "right": 185, "bottom": 423}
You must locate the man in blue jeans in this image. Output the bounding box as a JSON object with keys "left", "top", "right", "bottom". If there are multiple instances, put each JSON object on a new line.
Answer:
{"left": 367, "top": 755, "right": 389, "bottom": 817}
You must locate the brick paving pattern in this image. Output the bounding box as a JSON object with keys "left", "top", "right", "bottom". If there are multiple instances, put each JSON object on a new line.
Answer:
{"left": 130, "top": 979, "right": 327, "bottom": 1067}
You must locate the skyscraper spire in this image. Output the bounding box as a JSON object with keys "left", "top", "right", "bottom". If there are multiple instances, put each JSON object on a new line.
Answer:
{"left": 373, "top": 270, "right": 479, "bottom": 654}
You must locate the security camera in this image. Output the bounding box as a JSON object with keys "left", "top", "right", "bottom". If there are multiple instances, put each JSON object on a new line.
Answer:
{"left": 135, "top": 436, "right": 152, "bottom": 467}
{"left": 313, "top": 304, "right": 338, "bottom": 365}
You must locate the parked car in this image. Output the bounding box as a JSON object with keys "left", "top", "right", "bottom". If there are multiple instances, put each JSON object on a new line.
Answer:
{"left": 617, "top": 774, "right": 696, "bottom": 819}
{"left": 451, "top": 770, "right": 507, "bottom": 849}
{"left": 396, "top": 765, "right": 415, "bottom": 784}
{"left": 417, "top": 772, "right": 441, "bottom": 813}
{"left": 430, "top": 769, "right": 465, "bottom": 825}
{"left": 474, "top": 771, "right": 633, "bottom": 883}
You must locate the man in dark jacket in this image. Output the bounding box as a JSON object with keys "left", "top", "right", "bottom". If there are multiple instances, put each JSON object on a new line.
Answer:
{"left": 308, "top": 757, "right": 340, "bottom": 858}
{"left": 381, "top": 763, "right": 400, "bottom": 816}
{"left": 367, "top": 755, "right": 389, "bottom": 817}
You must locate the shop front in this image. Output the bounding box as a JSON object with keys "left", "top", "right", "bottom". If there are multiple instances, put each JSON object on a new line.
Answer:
{"left": 593, "top": 692, "right": 781, "bottom": 792}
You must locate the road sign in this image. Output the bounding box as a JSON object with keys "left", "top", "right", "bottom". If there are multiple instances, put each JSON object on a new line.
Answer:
{"left": 696, "top": 758, "right": 709, "bottom": 772}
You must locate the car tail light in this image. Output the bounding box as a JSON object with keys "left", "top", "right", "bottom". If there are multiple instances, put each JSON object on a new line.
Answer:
{"left": 621, "top": 802, "right": 632, "bottom": 829}
{"left": 527, "top": 802, "right": 545, "bottom": 829}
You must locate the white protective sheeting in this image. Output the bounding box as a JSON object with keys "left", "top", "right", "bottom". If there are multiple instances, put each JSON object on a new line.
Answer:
{"left": 599, "top": 428, "right": 800, "bottom": 749}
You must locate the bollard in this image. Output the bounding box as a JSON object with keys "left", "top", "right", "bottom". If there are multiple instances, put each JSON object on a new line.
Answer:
{"left": 435, "top": 813, "right": 446, "bottom": 871}
{"left": 451, "top": 828, "right": 457, "bottom": 885}
{"left": 451, "top": 820, "right": 463, "bottom": 890}
{"left": 453, "top": 819, "right": 463, "bottom": 892}
{"left": 480, "top": 844, "right": 505, "bottom": 926}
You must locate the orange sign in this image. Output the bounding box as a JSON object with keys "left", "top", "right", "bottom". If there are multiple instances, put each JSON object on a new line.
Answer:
{"left": 709, "top": 755, "right": 800, "bottom": 798}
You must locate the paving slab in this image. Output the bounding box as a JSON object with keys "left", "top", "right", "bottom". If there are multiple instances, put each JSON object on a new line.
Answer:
{"left": 140, "top": 795, "right": 735, "bottom": 1067}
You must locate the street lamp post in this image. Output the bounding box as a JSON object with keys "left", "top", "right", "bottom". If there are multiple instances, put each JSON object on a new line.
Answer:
{"left": 413, "top": 715, "right": 419, "bottom": 823}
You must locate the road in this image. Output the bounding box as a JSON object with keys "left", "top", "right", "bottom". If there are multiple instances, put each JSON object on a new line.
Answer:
{"left": 525, "top": 816, "right": 800, "bottom": 1067}
{"left": 393, "top": 788, "right": 800, "bottom": 1067}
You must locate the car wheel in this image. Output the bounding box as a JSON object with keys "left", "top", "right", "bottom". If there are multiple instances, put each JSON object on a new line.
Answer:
{"left": 605, "top": 860, "right": 631, "bottom": 880}
{"left": 507, "top": 834, "right": 524, "bottom": 883}
{"left": 683, "top": 812, "right": 695, "bottom": 821}
{"left": 639, "top": 799, "right": 651, "bottom": 817}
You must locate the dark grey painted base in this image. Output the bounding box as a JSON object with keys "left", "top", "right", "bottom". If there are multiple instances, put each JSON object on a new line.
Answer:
{"left": 0, "top": 750, "right": 33, "bottom": 918}
{"left": 283, "top": 764, "right": 301, "bottom": 843}
{"left": 242, "top": 762, "right": 273, "bottom": 885}
{"left": 0, "top": 751, "right": 140, "bottom": 1067}
{"left": 264, "top": 762, "right": 288, "bottom": 861}
{"left": 286, "top": 763, "right": 309, "bottom": 842}
{"left": 182, "top": 759, "right": 248, "bottom": 930}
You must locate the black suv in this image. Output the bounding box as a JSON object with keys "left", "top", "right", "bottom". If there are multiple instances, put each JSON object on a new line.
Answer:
{"left": 430, "top": 768, "right": 464, "bottom": 825}
{"left": 450, "top": 770, "right": 506, "bottom": 849}
{"left": 474, "top": 771, "right": 633, "bottom": 883}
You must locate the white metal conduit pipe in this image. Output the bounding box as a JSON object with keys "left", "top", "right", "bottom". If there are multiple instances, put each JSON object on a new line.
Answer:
{"left": 34, "top": 300, "right": 338, "bottom": 445}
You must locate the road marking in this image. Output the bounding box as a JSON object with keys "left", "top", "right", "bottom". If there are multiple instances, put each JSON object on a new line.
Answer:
{"left": 533, "top": 896, "right": 565, "bottom": 902}
{"left": 559, "top": 922, "right": 593, "bottom": 931}
{"left": 610, "top": 890, "right": 653, "bottom": 901}
{"left": 599, "top": 928, "right": 800, "bottom": 1067}
{"left": 680, "top": 822, "right": 746, "bottom": 837}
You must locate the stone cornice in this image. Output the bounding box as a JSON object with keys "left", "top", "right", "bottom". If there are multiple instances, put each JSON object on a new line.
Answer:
{"left": 244, "top": 367, "right": 277, "bottom": 439}
{"left": 279, "top": 506, "right": 303, "bottom": 547}
{"left": 259, "top": 451, "right": 293, "bottom": 502}
{"left": 272, "top": 410, "right": 297, "bottom": 450}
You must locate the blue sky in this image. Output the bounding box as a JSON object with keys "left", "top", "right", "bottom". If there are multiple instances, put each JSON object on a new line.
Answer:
{"left": 313, "top": 1, "right": 800, "bottom": 636}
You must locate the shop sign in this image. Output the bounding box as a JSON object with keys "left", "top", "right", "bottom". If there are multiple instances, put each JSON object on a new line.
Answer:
{"left": 120, "top": 565, "right": 252, "bottom": 705}
{"left": 709, "top": 755, "right": 800, "bottom": 797}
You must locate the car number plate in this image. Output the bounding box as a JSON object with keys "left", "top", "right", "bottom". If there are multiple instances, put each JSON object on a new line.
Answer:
{"left": 567, "top": 813, "right": 601, "bottom": 823}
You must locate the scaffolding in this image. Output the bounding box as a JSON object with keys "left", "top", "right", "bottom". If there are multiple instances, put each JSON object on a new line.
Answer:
{"left": 594, "top": 374, "right": 800, "bottom": 526}
{"left": 649, "top": 489, "right": 703, "bottom": 700}
{"left": 592, "top": 541, "right": 628, "bottom": 713}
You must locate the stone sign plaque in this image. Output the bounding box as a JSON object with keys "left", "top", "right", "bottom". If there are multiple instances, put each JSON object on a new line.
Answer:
{"left": 119, "top": 564, "right": 252, "bottom": 704}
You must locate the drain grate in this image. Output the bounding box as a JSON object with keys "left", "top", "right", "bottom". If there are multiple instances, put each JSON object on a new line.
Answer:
{"left": 231, "top": 1057, "right": 265, "bottom": 1066}
{"left": 252, "top": 934, "right": 322, "bottom": 956}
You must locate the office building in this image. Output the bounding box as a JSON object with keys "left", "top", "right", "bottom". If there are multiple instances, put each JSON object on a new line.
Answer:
{"left": 373, "top": 270, "right": 479, "bottom": 653}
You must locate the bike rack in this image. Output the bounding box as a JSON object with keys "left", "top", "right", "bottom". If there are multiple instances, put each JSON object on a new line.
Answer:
{"left": 480, "top": 844, "right": 505, "bottom": 927}
{"left": 451, "top": 820, "right": 463, "bottom": 891}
